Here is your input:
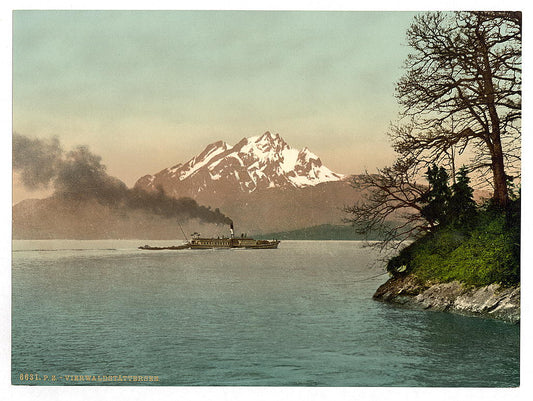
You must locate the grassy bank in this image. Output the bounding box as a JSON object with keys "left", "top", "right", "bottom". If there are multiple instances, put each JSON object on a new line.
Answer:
{"left": 387, "top": 198, "right": 520, "bottom": 287}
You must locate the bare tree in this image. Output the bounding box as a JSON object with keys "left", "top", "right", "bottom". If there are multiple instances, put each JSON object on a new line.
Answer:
{"left": 395, "top": 11, "right": 521, "bottom": 207}
{"left": 343, "top": 158, "right": 429, "bottom": 249}
{"left": 344, "top": 11, "right": 521, "bottom": 249}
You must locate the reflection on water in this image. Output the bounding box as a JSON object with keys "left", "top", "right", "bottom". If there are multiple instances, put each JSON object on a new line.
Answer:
{"left": 12, "top": 240, "right": 519, "bottom": 386}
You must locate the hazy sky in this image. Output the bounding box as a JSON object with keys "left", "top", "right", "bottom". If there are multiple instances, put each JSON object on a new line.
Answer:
{"left": 13, "top": 10, "right": 418, "bottom": 202}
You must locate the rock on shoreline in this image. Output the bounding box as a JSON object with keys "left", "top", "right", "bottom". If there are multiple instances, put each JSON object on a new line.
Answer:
{"left": 373, "top": 275, "right": 520, "bottom": 323}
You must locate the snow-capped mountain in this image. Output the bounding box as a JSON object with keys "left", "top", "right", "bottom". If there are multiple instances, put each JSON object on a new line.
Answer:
{"left": 135, "top": 131, "right": 345, "bottom": 196}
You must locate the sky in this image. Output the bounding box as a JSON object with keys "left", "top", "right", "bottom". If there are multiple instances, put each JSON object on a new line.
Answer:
{"left": 12, "top": 10, "right": 419, "bottom": 203}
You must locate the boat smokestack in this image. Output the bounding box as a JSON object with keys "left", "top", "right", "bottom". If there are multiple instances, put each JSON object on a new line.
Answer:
{"left": 230, "top": 222, "right": 234, "bottom": 239}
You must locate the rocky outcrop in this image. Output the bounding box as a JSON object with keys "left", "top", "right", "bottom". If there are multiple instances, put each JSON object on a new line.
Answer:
{"left": 374, "top": 275, "right": 520, "bottom": 323}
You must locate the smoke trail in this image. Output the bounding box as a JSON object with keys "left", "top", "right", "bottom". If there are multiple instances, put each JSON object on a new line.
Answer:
{"left": 13, "top": 133, "right": 232, "bottom": 225}
{"left": 128, "top": 186, "right": 232, "bottom": 225}
{"left": 13, "top": 133, "right": 63, "bottom": 189}
{"left": 54, "top": 145, "right": 129, "bottom": 206}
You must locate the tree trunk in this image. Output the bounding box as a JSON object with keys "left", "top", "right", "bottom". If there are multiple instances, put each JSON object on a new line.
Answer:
{"left": 478, "top": 25, "right": 510, "bottom": 208}
{"left": 491, "top": 136, "right": 509, "bottom": 207}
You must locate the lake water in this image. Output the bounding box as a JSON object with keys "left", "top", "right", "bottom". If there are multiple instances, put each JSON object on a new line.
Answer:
{"left": 11, "top": 240, "right": 519, "bottom": 387}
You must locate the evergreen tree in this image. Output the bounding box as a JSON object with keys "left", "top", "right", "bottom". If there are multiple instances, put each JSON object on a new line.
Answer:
{"left": 449, "top": 167, "right": 477, "bottom": 227}
{"left": 420, "top": 165, "right": 451, "bottom": 228}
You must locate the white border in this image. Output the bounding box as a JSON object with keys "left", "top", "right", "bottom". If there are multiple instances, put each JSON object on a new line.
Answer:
{"left": 3, "top": 1, "right": 531, "bottom": 401}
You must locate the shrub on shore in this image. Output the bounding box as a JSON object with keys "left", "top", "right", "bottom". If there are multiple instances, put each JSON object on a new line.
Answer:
{"left": 387, "top": 199, "right": 520, "bottom": 287}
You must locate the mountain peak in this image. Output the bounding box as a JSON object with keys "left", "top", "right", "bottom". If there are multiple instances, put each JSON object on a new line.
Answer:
{"left": 135, "top": 131, "right": 345, "bottom": 195}
{"left": 243, "top": 131, "right": 289, "bottom": 156}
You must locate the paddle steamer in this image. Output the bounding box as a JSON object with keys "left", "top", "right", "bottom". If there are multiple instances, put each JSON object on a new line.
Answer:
{"left": 139, "top": 223, "right": 280, "bottom": 250}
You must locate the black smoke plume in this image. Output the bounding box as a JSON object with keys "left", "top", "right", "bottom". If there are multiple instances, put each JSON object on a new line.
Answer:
{"left": 13, "top": 134, "right": 63, "bottom": 189}
{"left": 13, "top": 133, "right": 232, "bottom": 225}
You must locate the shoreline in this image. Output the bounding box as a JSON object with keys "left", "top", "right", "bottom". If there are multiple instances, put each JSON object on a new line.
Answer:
{"left": 373, "top": 275, "right": 520, "bottom": 324}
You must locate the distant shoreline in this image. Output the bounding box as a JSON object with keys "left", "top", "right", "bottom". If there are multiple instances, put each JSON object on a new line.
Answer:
{"left": 254, "top": 224, "right": 387, "bottom": 241}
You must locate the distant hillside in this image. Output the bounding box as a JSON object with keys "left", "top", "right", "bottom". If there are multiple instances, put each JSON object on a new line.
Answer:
{"left": 254, "top": 224, "right": 386, "bottom": 241}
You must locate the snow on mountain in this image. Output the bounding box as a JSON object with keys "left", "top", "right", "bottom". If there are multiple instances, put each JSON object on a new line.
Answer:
{"left": 135, "top": 131, "right": 345, "bottom": 195}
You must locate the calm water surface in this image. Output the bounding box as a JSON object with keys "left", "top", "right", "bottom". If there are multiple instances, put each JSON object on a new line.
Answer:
{"left": 12, "top": 240, "right": 519, "bottom": 386}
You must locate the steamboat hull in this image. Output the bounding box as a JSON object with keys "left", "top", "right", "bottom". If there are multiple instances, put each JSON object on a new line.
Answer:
{"left": 139, "top": 239, "right": 280, "bottom": 250}
{"left": 188, "top": 239, "right": 280, "bottom": 249}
